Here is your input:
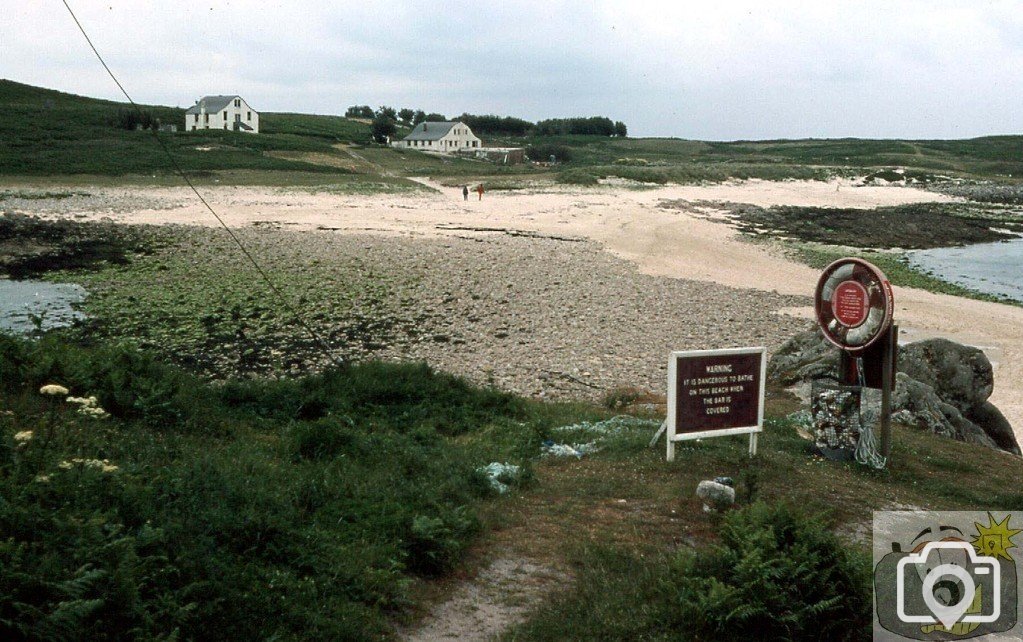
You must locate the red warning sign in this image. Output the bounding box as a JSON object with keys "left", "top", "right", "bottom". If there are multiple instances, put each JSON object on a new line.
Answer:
{"left": 832, "top": 280, "right": 869, "bottom": 327}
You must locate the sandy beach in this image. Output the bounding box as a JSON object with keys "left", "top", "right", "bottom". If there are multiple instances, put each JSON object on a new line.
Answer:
{"left": 8, "top": 177, "right": 1022, "bottom": 440}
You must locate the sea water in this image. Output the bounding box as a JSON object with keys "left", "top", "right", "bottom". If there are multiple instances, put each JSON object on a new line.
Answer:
{"left": 0, "top": 280, "right": 86, "bottom": 335}
{"left": 906, "top": 238, "right": 1023, "bottom": 304}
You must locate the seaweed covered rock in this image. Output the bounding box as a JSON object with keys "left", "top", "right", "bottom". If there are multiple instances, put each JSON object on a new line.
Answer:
{"left": 891, "top": 373, "right": 998, "bottom": 450}
{"left": 899, "top": 338, "right": 994, "bottom": 416}
{"left": 769, "top": 329, "right": 1018, "bottom": 455}
{"left": 766, "top": 327, "right": 838, "bottom": 385}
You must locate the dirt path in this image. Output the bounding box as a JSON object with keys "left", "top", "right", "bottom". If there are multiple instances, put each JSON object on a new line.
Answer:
{"left": 400, "top": 556, "right": 566, "bottom": 642}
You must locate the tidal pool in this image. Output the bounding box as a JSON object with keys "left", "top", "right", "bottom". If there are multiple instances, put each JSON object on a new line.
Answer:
{"left": 906, "top": 238, "right": 1023, "bottom": 304}
{"left": 0, "top": 279, "right": 87, "bottom": 335}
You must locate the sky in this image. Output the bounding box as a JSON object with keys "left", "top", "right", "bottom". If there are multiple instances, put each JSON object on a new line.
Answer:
{"left": 3, "top": 1, "right": 1022, "bottom": 140}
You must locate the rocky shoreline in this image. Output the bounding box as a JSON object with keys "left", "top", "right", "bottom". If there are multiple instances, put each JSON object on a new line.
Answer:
{"left": 0, "top": 213, "right": 811, "bottom": 401}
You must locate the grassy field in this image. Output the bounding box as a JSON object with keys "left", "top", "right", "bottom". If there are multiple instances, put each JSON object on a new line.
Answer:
{"left": 5, "top": 331, "right": 1023, "bottom": 640}
{"left": 5, "top": 79, "right": 1023, "bottom": 187}
{"left": 0, "top": 332, "right": 600, "bottom": 640}
{"left": 508, "top": 134, "right": 1023, "bottom": 182}
{"left": 0, "top": 79, "right": 370, "bottom": 181}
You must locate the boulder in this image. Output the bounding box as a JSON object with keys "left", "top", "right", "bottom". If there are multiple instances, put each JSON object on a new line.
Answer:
{"left": 970, "top": 401, "right": 1021, "bottom": 456}
{"left": 891, "top": 373, "right": 959, "bottom": 440}
{"left": 769, "top": 330, "right": 1016, "bottom": 455}
{"left": 767, "top": 328, "right": 838, "bottom": 385}
{"left": 899, "top": 339, "right": 993, "bottom": 415}
{"left": 696, "top": 480, "right": 735, "bottom": 512}
{"left": 885, "top": 373, "right": 999, "bottom": 450}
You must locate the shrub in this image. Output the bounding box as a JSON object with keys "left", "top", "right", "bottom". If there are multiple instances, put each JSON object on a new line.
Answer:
{"left": 534, "top": 116, "right": 618, "bottom": 137}
{"left": 556, "top": 169, "right": 598, "bottom": 185}
{"left": 510, "top": 503, "right": 871, "bottom": 641}
{"left": 406, "top": 506, "right": 479, "bottom": 576}
{"left": 526, "top": 143, "right": 572, "bottom": 163}
{"left": 0, "top": 335, "right": 537, "bottom": 639}
{"left": 600, "top": 386, "right": 644, "bottom": 410}
{"left": 286, "top": 416, "right": 360, "bottom": 461}
{"left": 668, "top": 503, "right": 870, "bottom": 640}
{"left": 0, "top": 334, "right": 213, "bottom": 430}
{"left": 111, "top": 108, "right": 157, "bottom": 131}
{"left": 345, "top": 105, "right": 374, "bottom": 118}
{"left": 457, "top": 113, "right": 534, "bottom": 136}
{"left": 371, "top": 114, "right": 396, "bottom": 143}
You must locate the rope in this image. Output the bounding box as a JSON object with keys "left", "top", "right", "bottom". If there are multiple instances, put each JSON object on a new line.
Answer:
{"left": 854, "top": 356, "right": 887, "bottom": 469}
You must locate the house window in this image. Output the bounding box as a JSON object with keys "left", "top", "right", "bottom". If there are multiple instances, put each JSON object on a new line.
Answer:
{"left": 234, "top": 98, "right": 240, "bottom": 108}
{"left": 247, "top": 112, "right": 251, "bottom": 121}
{"left": 223, "top": 111, "right": 228, "bottom": 120}
{"left": 235, "top": 114, "right": 240, "bottom": 122}
{"left": 204, "top": 114, "right": 209, "bottom": 123}
{"left": 224, "top": 123, "right": 228, "bottom": 130}
{"left": 192, "top": 126, "right": 196, "bottom": 131}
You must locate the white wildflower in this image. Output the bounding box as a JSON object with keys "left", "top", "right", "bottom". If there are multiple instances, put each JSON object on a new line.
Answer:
{"left": 67, "top": 395, "right": 110, "bottom": 419}
{"left": 34, "top": 474, "right": 51, "bottom": 483}
{"left": 39, "top": 384, "right": 69, "bottom": 397}
{"left": 78, "top": 406, "right": 110, "bottom": 420}
{"left": 58, "top": 457, "right": 119, "bottom": 473}
{"left": 13, "top": 430, "right": 33, "bottom": 443}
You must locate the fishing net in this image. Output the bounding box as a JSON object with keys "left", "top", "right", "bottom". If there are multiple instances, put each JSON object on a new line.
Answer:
{"left": 811, "top": 366, "right": 886, "bottom": 469}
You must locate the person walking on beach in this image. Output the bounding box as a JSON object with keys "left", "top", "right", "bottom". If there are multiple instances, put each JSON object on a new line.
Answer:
{"left": 462, "top": 185, "right": 469, "bottom": 201}
{"left": 476, "top": 183, "right": 484, "bottom": 201}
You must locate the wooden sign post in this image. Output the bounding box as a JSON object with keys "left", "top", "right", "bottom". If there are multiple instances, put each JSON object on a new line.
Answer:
{"left": 665, "top": 347, "right": 766, "bottom": 462}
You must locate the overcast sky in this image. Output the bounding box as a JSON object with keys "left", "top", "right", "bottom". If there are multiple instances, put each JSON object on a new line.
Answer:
{"left": 3, "top": 1, "right": 1022, "bottom": 139}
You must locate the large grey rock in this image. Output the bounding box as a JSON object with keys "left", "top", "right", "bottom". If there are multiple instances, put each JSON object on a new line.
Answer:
{"left": 899, "top": 339, "right": 993, "bottom": 415}
{"left": 696, "top": 480, "right": 735, "bottom": 512}
{"left": 767, "top": 328, "right": 838, "bottom": 385}
{"left": 890, "top": 373, "right": 999, "bottom": 450}
{"left": 970, "top": 401, "right": 1021, "bottom": 455}
{"left": 769, "top": 329, "right": 1016, "bottom": 455}
{"left": 891, "top": 374, "right": 958, "bottom": 439}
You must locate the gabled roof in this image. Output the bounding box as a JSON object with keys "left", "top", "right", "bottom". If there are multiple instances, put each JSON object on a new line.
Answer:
{"left": 185, "top": 95, "right": 244, "bottom": 115}
{"left": 402, "top": 121, "right": 466, "bottom": 141}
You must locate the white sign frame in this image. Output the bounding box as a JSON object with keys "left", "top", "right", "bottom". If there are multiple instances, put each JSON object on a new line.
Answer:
{"left": 666, "top": 347, "right": 766, "bottom": 462}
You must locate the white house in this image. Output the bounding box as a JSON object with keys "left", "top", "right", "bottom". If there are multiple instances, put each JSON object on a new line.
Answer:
{"left": 392, "top": 121, "right": 480, "bottom": 152}
{"left": 185, "top": 95, "right": 259, "bottom": 133}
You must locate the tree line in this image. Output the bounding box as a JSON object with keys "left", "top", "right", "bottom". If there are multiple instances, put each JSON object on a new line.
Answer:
{"left": 346, "top": 104, "right": 627, "bottom": 142}
{"left": 535, "top": 117, "right": 627, "bottom": 138}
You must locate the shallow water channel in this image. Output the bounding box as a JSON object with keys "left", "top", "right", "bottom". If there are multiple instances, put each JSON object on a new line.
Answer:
{"left": 906, "top": 237, "right": 1023, "bottom": 304}
{"left": 0, "top": 279, "right": 87, "bottom": 335}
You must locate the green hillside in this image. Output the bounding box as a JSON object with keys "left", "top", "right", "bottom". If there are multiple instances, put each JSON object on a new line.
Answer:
{"left": 2, "top": 79, "right": 1021, "bottom": 186}
{"left": 497, "top": 134, "right": 1023, "bottom": 184}
{"left": 0, "top": 80, "right": 375, "bottom": 179}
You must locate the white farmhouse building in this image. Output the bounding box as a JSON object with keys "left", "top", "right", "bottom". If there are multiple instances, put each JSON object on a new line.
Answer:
{"left": 185, "top": 95, "right": 259, "bottom": 133}
{"left": 392, "top": 121, "right": 480, "bottom": 152}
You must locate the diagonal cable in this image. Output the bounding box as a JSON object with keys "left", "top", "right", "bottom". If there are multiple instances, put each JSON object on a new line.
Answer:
{"left": 59, "top": 0, "right": 341, "bottom": 368}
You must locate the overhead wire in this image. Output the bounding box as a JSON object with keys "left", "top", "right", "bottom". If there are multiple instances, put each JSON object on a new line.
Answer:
{"left": 59, "top": 0, "right": 342, "bottom": 368}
